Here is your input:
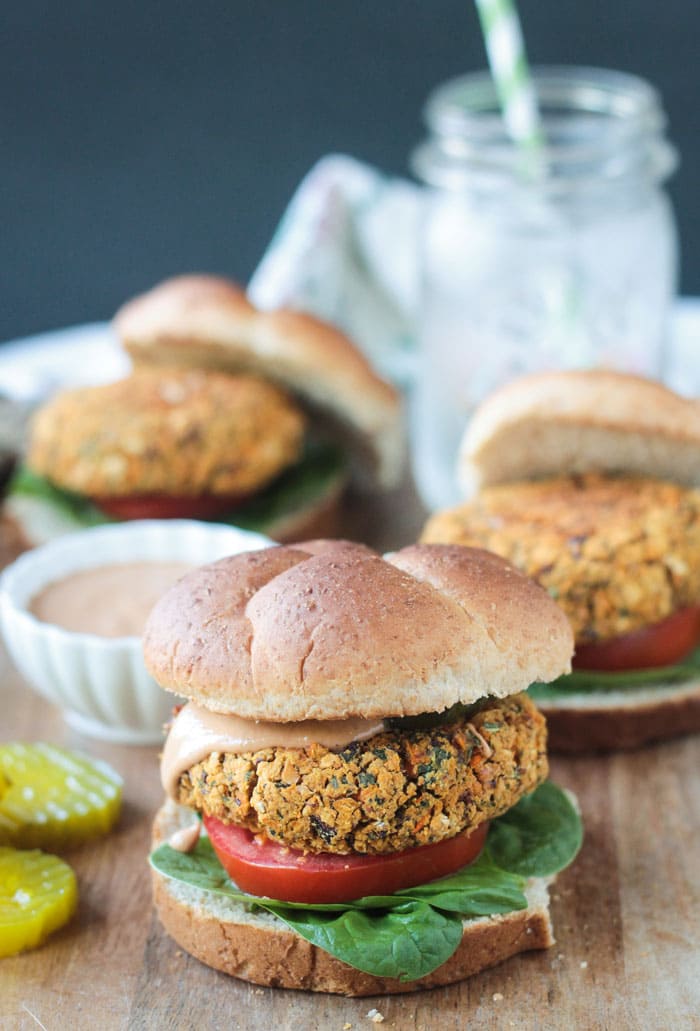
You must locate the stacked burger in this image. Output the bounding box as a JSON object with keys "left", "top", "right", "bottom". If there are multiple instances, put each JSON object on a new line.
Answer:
{"left": 145, "top": 539, "right": 581, "bottom": 994}
{"left": 8, "top": 275, "right": 403, "bottom": 543}
{"left": 423, "top": 370, "right": 700, "bottom": 751}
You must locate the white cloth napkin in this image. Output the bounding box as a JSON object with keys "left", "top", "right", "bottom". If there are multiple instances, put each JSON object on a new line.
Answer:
{"left": 249, "top": 154, "right": 422, "bottom": 387}
{"left": 250, "top": 154, "right": 700, "bottom": 399}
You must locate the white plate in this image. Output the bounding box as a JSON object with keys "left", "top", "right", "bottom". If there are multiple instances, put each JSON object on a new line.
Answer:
{"left": 0, "top": 322, "right": 128, "bottom": 401}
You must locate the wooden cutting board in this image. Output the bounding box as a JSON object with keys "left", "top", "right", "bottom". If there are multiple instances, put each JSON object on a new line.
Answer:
{"left": 1, "top": 490, "right": 698, "bottom": 1030}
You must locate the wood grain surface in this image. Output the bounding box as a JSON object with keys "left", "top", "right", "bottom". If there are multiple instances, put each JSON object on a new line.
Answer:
{"left": 1, "top": 491, "right": 699, "bottom": 1031}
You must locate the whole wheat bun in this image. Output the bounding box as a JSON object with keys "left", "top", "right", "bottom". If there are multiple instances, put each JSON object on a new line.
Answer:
{"left": 151, "top": 798, "right": 555, "bottom": 996}
{"left": 143, "top": 539, "right": 573, "bottom": 720}
{"left": 539, "top": 679, "right": 700, "bottom": 753}
{"left": 114, "top": 275, "right": 404, "bottom": 491}
{"left": 459, "top": 370, "right": 700, "bottom": 496}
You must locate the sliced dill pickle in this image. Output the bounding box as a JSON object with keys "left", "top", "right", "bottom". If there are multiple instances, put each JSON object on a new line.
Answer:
{"left": 0, "top": 744, "right": 122, "bottom": 850}
{"left": 0, "top": 846, "right": 78, "bottom": 956}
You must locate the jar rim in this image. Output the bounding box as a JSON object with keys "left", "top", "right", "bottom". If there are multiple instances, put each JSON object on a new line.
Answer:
{"left": 414, "top": 65, "right": 677, "bottom": 193}
{"left": 426, "top": 66, "right": 662, "bottom": 137}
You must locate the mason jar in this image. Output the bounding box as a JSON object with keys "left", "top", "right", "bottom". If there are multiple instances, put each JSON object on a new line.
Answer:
{"left": 410, "top": 67, "right": 679, "bottom": 510}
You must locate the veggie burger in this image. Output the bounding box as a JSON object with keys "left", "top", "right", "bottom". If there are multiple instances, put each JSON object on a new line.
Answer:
{"left": 146, "top": 539, "right": 581, "bottom": 995}
{"left": 9, "top": 275, "right": 403, "bottom": 544}
{"left": 422, "top": 370, "right": 700, "bottom": 752}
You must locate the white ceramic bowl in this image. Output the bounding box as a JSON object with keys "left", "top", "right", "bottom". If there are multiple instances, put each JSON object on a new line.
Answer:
{"left": 0, "top": 520, "right": 271, "bottom": 744}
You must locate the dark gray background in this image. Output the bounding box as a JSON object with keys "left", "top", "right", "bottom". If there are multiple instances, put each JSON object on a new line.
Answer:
{"left": 1, "top": 1, "right": 697, "bottom": 341}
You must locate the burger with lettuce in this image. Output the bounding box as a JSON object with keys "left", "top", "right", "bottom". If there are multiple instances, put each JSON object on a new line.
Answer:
{"left": 422, "top": 370, "right": 700, "bottom": 752}
{"left": 8, "top": 275, "right": 403, "bottom": 544}
{"left": 145, "top": 539, "right": 581, "bottom": 994}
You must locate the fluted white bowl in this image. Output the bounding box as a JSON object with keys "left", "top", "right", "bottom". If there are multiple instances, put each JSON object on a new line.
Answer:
{"left": 0, "top": 520, "right": 271, "bottom": 744}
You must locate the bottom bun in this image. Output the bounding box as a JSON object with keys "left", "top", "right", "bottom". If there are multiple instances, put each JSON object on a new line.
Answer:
{"left": 539, "top": 679, "right": 700, "bottom": 753}
{"left": 152, "top": 799, "right": 555, "bottom": 996}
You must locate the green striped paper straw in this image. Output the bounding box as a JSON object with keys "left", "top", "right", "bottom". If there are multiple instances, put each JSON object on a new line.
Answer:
{"left": 474, "top": 0, "right": 544, "bottom": 155}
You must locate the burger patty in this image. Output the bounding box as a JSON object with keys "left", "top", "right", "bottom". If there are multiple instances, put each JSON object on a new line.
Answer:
{"left": 28, "top": 367, "right": 305, "bottom": 497}
{"left": 422, "top": 474, "right": 700, "bottom": 644}
{"left": 177, "top": 693, "right": 547, "bottom": 855}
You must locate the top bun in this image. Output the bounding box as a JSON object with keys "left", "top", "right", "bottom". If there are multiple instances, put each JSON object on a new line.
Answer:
{"left": 114, "top": 275, "right": 404, "bottom": 491}
{"left": 458, "top": 370, "right": 700, "bottom": 496}
{"left": 142, "top": 539, "right": 572, "bottom": 721}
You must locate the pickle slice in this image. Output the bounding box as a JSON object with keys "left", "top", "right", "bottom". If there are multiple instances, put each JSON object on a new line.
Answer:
{"left": 0, "top": 744, "right": 122, "bottom": 850}
{"left": 0, "top": 847, "right": 78, "bottom": 956}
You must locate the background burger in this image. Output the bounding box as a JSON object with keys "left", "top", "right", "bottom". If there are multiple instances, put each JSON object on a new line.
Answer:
{"left": 422, "top": 370, "right": 700, "bottom": 752}
{"left": 145, "top": 539, "right": 581, "bottom": 995}
{"left": 7, "top": 275, "right": 403, "bottom": 544}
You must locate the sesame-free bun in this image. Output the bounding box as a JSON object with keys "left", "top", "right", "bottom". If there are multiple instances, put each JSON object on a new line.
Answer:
{"left": 459, "top": 370, "right": 700, "bottom": 496}
{"left": 142, "top": 539, "right": 573, "bottom": 720}
{"left": 114, "top": 275, "right": 404, "bottom": 491}
{"left": 537, "top": 679, "right": 700, "bottom": 753}
{"left": 151, "top": 797, "right": 555, "bottom": 996}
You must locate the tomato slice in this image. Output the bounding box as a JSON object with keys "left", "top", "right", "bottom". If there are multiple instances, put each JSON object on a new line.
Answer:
{"left": 91, "top": 493, "right": 248, "bottom": 520}
{"left": 573, "top": 606, "right": 700, "bottom": 672}
{"left": 203, "top": 815, "right": 489, "bottom": 904}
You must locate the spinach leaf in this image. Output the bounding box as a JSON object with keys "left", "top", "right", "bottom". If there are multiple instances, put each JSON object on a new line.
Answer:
{"left": 396, "top": 851, "right": 527, "bottom": 915}
{"left": 269, "top": 900, "right": 463, "bottom": 982}
{"left": 150, "top": 838, "right": 528, "bottom": 917}
{"left": 10, "top": 439, "right": 346, "bottom": 537}
{"left": 10, "top": 466, "right": 110, "bottom": 527}
{"left": 150, "top": 838, "right": 405, "bottom": 913}
{"left": 149, "top": 782, "right": 582, "bottom": 980}
{"left": 228, "top": 439, "right": 346, "bottom": 532}
{"left": 529, "top": 646, "right": 700, "bottom": 699}
{"left": 487, "top": 781, "right": 582, "bottom": 877}
{"left": 386, "top": 699, "right": 483, "bottom": 733}
{"left": 150, "top": 837, "right": 237, "bottom": 896}
{"left": 149, "top": 840, "right": 463, "bottom": 979}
